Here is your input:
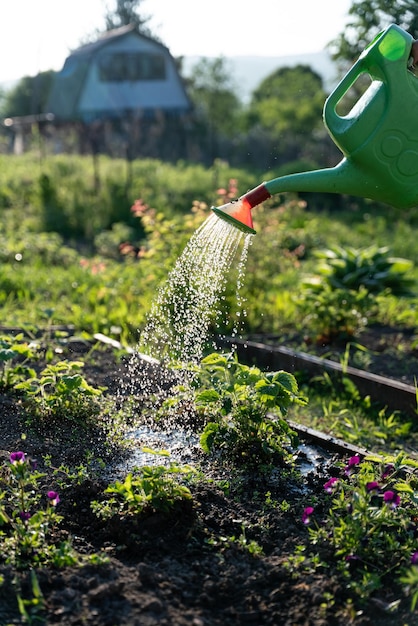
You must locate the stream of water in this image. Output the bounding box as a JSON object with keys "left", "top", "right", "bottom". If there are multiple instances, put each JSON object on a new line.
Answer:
{"left": 114, "top": 212, "right": 252, "bottom": 467}
{"left": 115, "top": 212, "right": 325, "bottom": 474}
{"left": 135, "top": 212, "right": 252, "bottom": 369}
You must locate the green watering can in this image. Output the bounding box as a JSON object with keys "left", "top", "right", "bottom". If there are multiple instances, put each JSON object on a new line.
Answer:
{"left": 212, "top": 24, "right": 418, "bottom": 234}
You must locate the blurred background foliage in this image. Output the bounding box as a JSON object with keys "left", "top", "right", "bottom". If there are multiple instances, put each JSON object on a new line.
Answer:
{"left": 0, "top": 0, "right": 417, "bottom": 347}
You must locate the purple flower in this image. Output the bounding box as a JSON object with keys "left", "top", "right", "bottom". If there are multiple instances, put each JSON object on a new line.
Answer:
{"left": 19, "top": 511, "right": 31, "bottom": 521}
{"left": 381, "top": 464, "right": 394, "bottom": 479}
{"left": 345, "top": 554, "right": 359, "bottom": 562}
{"left": 10, "top": 451, "right": 25, "bottom": 465}
{"left": 366, "top": 481, "right": 380, "bottom": 492}
{"left": 47, "top": 491, "right": 60, "bottom": 506}
{"left": 411, "top": 552, "right": 418, "bottom": 565}
{"left": 324, "top": 477, "right": 338, "bottom": 493}
{"left": 383, "top": 490, "right": 401, "bottom": 508}
{"left": 344, "top": 455, "right": 360, "bottom": 475}
{"left": 302, "top": 506, "right": 314, "bottom": 525}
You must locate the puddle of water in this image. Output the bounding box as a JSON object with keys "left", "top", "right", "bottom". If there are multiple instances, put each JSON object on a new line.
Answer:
{"left": 296, "top": 442, "right": 335, "bottom": 477}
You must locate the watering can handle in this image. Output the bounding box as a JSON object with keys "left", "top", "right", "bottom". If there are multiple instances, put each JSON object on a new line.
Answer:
{"left": 324, "top": 24, "right": 414, "bottom": 134}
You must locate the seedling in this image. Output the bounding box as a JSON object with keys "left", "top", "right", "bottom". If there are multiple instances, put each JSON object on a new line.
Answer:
{"left": 0, "top": 334, "right": 37, "bottom": 390}
{"left": 15, "top": 359, "right": 103, "bottom": 424}
{"left": 92, "top": 449, "right": 196, "bottom": 519}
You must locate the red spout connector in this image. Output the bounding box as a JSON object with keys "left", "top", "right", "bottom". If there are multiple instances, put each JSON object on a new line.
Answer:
{"left": 211, "top": 183, "right": 271, "bottom": 234}
{"left": 242, "top": 183, "right": 271, "bottom": 208}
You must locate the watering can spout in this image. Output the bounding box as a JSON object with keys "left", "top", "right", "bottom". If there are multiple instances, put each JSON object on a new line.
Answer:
{"left": 212, "top": 160, "right": 382, "bottom": 234}
{"left": 212, "top": 24, "right": 418, "bottom": 234}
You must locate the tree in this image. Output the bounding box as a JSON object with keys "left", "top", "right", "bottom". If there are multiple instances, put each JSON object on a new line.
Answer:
{"left": 248, "top": 65, "right": 325, "bottom": 137}
{"left": 1, "top": 71, "right": 55, "bottom": 118}
{"left": 104, "top": 0, "right": 153, "bottom": 36}
{"left": 329, "top": 0, "right": 418, "bottom": 65}
{"left": 243, "top": 65, "right": 328, "bottom": 167}
{"left": 187, "top": 57, "right": 243, "bottom": 161}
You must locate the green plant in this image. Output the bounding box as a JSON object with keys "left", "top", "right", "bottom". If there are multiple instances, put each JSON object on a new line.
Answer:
{"left": 297, "top": 284, "right": 373, "bottom": 342}
{"left": 303, "top": 451, "right": 418, "bottom": 608}
{"left": 399, "top": 559, "right": 418, "bottom": 612}
{"left": 92, "top": 449, "right": 196, "bottom": 520}
{"left": 0, "top": 451, "right": 76, "bottom": 568}
{"left": 15, "top": 359, "right": 104, "bottom": 424}
{"left": 43, "top": 453, "right": 106, "bottom": 489}
{"left": 298, "top": 244, "right": 415, "bottom": 342}
{"left": 15, "top": 570, "right": 45, "bottom": 625}
{"left": 0, "top": 334, "right": 37, "bottom": 390}
{"left": 193, "top": 352, "right": 305, "bottom": 465}
{"left": 307, "top": 244, "right": 414, "bottom": 295}
{"left": 207, "top": 523, "right": 264, "bottom": 556}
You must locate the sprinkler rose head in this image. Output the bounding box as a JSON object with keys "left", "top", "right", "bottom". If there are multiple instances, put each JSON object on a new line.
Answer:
{"left": 211, "top": 183, "right": 272, "bottom": 234}
{"left": 212, "top": 205, "right": 256, "bottom": 234}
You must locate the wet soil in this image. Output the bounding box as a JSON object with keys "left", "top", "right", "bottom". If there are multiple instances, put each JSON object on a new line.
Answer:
{"left": 0, "top": 336, "right": 417, "bottom": 626}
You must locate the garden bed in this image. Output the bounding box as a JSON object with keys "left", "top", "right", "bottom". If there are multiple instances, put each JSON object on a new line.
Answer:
{"left": 245, "top": 323, "right": 418, "bottom": 387}
{"left": 0, "top": 339, "right": 417, "bottom": 625}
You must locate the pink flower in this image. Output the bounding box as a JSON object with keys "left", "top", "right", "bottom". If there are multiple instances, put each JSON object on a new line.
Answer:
{"left": 130, "top": 199, "right": 148, "bottom": 217}
{"left": 366, "top": 481, "right": 380, "bottom": 491}
{"left": 383, "top": 490, "right": 400, "bottom": 508}
{"left": 10, "top": 451, "right": 25, "bottom": 465}
{"left": 324, "top": 477, "right": 338, "bottom": 493}
{"left": 411, "top": 552, "right": 418, "bottom": 565}
{"left": 302, "top": 506, "right": 314, "bottom": 525}
{"left": 47, "top": 491, "right": 60, "bottom": 506}
{"left": 344, "top": 455, "right": 360, "bottom": 475}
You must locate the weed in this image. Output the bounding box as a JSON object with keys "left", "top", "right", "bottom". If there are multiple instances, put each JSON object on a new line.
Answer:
{"left": 207, "top": 524, "right": 264, "bottom": 556}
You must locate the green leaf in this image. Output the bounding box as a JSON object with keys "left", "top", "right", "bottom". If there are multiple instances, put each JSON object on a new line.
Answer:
{"left": 200, "top": 422, "right": 220, "bottom": 453}
{"left": 196, "top": 389, "right": 220, "bottom": 403}
{"left": 141, "top": 447, "right": 170, "bottom": 456}
{"left": 201, "top": 353, "right": 229, "bottom": 367}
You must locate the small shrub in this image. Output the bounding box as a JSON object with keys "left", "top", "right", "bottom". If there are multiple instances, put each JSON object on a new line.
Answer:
{"left": 298, "top": 244, "right": 415, "bottom": 342}
{"left": 195, "top": 352, "right": 305, "bottom": 465}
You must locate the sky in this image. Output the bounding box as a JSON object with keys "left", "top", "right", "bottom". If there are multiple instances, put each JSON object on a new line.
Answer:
{"left": 0, "top": 0, "right": 352, "bottom": 84}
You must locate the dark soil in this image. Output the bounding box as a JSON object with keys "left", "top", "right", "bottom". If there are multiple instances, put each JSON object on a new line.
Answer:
{"left": 0, "top": 334, "right": 417, "bottom": 626}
